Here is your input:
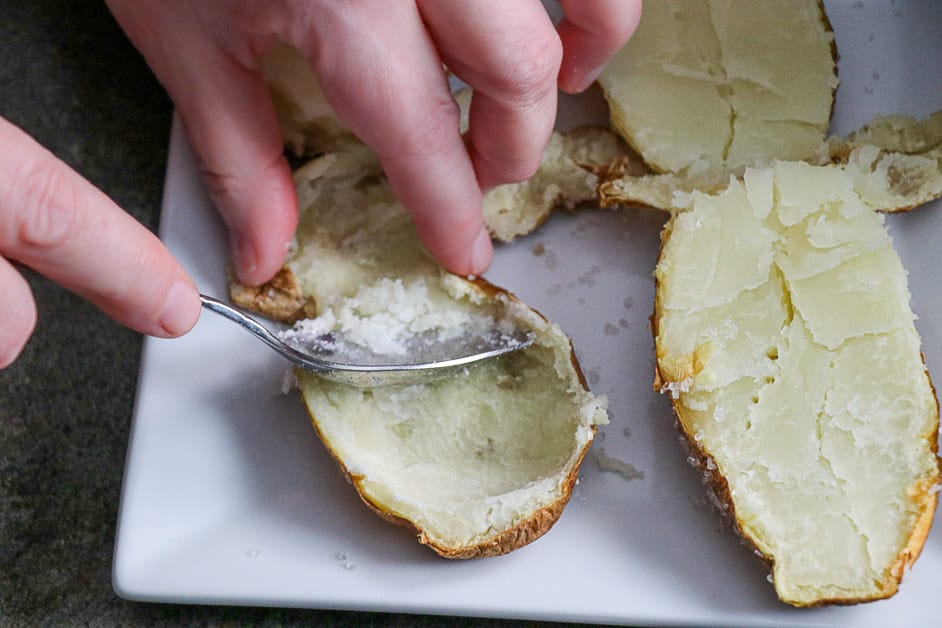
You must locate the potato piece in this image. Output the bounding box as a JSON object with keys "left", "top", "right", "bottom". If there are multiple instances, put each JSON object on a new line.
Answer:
{"left": 482, "top": 126, "right": 637, "bottom": 241}
{"left": 259, "top": 43, "right": 355, "bottom": 155}
{"left": 598, "top": 0, "right": 837, "bottom": 177}
{"left": 598, "top": 170, "right": 727, "bottom": 211}
{"left": 449, "top": 89, "right": 641, "bottom": 240}
{"left": 270, "top": 146, "right": 607, "bottom": 557}
{"left": 654, "top": 161, "right": 940, "bottom": 606}
{"left": 228, "top": 266, "right": 316, "bottom": 323}
{"left": 829, "top": 112, "right": 942, "bottom": 212}
{"left": 600, "top": 112, "right": 942, "bottom": 213}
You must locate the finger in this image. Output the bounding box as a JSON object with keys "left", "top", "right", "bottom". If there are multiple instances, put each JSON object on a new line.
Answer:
{"left": 0, "top": 257, "right": 37, "bottom": 368}
{"left": 557, "top": 0, "right": 643, "bottom": 93}
{"left": 107, "top": 2, "right": 297, "bottom": 286}
{"left": 417, "top": 0, "right": 562, "bottom": 190}
{"left": 301, "top": 1, "right": 491, "bottom": 275}
{"left": 0, "top": 118, "right": 200, "bottom": 338}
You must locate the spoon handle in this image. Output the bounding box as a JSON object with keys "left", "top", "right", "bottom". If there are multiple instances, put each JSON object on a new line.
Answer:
{"left": 198, "top": 294, "right": 331, "bottom": 373}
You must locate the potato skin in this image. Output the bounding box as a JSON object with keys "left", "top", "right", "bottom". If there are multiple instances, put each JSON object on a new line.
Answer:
{"left": 297, "top": 275, "right": 598, "bottom": 558}
{"left": 228, "top": 266, "right": 317, "bottom": 323}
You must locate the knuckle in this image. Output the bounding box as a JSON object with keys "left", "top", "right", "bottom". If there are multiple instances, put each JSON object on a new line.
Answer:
{"left": 510, "top": 155, "right": 542, "bottom": 182}
{"left": 479, "top": 147, "right": 542, "bottom": 185}
{"left": 15, "top": 157, "right": 80, "bottom": 251}
{"left": 386, "top": 96, "right": 462, "bottom": 162}
{"left": 599, "top": 21, "right": 638, "bottom": 51}
{"left": 198, "top": 164, "right": 242, "bottom": 206}
{"left": 565, "top": 0, "right": 642, "bottom": 50}
{"left": 493, "top": 29, "right": 563, "bottom": 104}
{"left": 198, "top": 153, "right": 292, "bottom": 232}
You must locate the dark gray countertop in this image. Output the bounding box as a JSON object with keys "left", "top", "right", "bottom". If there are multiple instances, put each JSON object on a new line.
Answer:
{"left": 0, "top": 2, "right": 587, "bottom": 625}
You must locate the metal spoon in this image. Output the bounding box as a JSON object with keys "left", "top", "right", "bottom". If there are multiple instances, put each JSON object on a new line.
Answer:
{"left": 199, "top": 294, "right": 534, "bottom": 387}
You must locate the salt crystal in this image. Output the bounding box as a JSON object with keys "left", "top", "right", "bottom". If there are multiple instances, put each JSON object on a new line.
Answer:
{"left": 659, "top": 378, "right": 692, "bottom": 399}
{"left": 280, "top": 368, "right": 298, "bottom": 395}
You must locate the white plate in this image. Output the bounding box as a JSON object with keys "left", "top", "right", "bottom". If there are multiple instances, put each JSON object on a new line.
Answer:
{"left": 114, "top": 2, "right": 942, "bottom": 625}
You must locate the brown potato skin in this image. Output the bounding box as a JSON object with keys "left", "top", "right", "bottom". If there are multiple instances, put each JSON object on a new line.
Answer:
{"left": 228, "top": 266, "right": 317, "bottom": 323}
{"left": 651, "top": 215, "right": 941, "bottom": 607}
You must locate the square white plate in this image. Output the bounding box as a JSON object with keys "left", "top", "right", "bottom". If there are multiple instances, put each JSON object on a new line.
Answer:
{"left": 114, "top": 2, "right": 942, "bottom": 625}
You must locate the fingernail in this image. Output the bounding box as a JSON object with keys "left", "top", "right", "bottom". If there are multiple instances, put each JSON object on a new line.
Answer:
{"left": 565, "top": 67, "right": 602, "bottom": 94}
{"left": 159, "top": 280, "right": 200, "bottom": 337}
{"left": 469, "top": 227, "right": 493, "bottom": 276}
{"left": 231, "top": 232, "right": 257, "bottom": 281}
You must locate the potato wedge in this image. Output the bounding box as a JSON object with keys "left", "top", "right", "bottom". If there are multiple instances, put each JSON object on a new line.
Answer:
{"left": 653, "top": 161, "right": 940, "bottom": 606}
{"left": 598, "top": 0, "right": 837, "bottom": 177}
{"left": 247, "top": 146, "right": 608, "bottom": 557}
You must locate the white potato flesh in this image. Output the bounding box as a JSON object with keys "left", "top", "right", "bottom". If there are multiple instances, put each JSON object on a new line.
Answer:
{"left": 656, "top": 161, "right": 939, "bottom": 606}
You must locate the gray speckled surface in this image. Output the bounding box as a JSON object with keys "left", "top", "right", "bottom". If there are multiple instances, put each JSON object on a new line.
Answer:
{"left": 0, "top": 2, "right": 584, "bottom": 626}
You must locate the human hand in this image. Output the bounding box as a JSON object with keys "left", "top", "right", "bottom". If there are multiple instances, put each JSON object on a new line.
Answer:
{"left": 0, "top": 117, "right": 200, "bottom": 367}
{"left": 107, "top": 0, "right": 641, "bottom": 283}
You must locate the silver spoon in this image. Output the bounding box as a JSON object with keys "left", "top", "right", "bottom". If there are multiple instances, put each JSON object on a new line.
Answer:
{"left": 199, "top": 294, "right": 534, "bottom": 387}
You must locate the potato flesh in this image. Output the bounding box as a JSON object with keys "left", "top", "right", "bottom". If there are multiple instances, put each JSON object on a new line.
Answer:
{"left": 599, "top": 0, "right": 836, "bottom": 176}
{"left": 482, "top": 128, "right": 630, "bottom": 241}
{"left": 299, "top": 341, "right": 600, "bottom": 546}
{"left": 260, "top": 43, "right": 353, "bottom": 154}
{"left": 600, "top": 117, "right": 942, "bottom": 214}
{"left": 656, "top": 161, "right": 939, "bottom": 605}
{"left": 834, "top": 113, "right": 942, "bottom": 212}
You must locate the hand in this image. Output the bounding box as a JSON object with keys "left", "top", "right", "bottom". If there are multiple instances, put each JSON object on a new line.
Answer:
{"left": 0, "top": 117, "right": 200, "bottom": 367}
{"left": 107, "top": 0, "right": 642, "bottom": 283}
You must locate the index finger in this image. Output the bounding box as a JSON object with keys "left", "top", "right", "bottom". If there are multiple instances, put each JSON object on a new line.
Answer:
{"left": 0, "top": 118, "right": 200, "bottom": 338}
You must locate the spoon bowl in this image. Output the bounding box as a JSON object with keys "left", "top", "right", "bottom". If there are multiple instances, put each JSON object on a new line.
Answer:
{"left": 199, "top": 294, "right": 534, "bottom": 387}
